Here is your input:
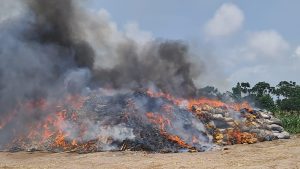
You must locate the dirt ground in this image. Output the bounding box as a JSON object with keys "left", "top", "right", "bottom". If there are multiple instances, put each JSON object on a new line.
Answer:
{"left": 0, "top": 135, "right": 299, "bottom": 169}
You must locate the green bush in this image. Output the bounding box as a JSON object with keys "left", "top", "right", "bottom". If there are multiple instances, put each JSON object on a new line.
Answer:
{"left": 275, "top": 111, "right": 300, "bottom": 134}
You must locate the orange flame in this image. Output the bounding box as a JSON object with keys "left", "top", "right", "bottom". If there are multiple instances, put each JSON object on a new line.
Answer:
{"left": 2, "top": 94, "right": 90, "bottom": 151}
{"left": 146, "top": 112, "right": 191, "bottom": 148}
{"left": 146, "top": 89, "right": 252, "bottom": 112}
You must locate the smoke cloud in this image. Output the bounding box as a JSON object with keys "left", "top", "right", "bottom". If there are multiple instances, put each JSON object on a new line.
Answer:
{"left": 0, "top": 0, "right": 207, "bottom": 147}
{"left": 0, "top": 0, "right": 203, "bottom": 108}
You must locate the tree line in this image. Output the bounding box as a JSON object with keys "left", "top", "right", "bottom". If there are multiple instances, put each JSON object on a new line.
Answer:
{"left": 231, "top": 81, "right": 300, "bottom": 112}
{"left": 197, "top": 81, "right": 300, "bottom": 112}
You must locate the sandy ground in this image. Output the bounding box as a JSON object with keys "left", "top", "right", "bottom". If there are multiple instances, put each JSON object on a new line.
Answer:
{"left": 0, "top": 135, "right": 299, "bottom": 169}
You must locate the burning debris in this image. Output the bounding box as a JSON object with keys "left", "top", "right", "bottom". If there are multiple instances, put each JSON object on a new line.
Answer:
{"left": 0, "top": 0, "right": 290, "bottom": 154}
{"left": 0, "top": 89, "right": 290, "bottom": 153}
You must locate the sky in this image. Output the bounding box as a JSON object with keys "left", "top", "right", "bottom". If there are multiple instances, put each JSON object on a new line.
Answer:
{"left": 86, "top": 0, "right": 300, "bottom": 90}
{"left": 88, "top": 1, "right": 300, "bottom": 41}
{"left": 2, "top": 0, "right": 299, "bottom": 91}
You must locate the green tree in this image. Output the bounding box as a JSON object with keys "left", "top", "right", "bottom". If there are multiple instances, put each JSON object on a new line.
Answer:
{"left": 251, "top": 82, "right": 271, "bottom": 97}
{"left": 240, "top": 82, "right": 251, "bottom": 95}
{"left": 276, "top": 81, "right": 300, "bottom": 112}
{"left": 257, "top": 95, "right": 276, "bottom": 111}
{"left": 247, "top": 82, "right": 276, "bottom": 111}
{"left": 232, "top": 82, "right": 242, "bottom": 102}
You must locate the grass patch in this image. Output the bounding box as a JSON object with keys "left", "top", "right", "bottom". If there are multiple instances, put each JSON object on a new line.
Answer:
{"left": 275, "top": 111, "right": 300, "bottom": 134}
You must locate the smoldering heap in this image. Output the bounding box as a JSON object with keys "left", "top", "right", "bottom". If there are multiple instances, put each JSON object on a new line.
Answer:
{"left": 1, "top": 89, "right": 290, "bottom": 153}
{"left": 0, "top": 0, "right": 289, "bottom": 153}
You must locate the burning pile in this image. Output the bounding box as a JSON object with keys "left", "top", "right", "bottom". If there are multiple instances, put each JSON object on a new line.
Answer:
{"left": 0, "top": 0, "right": 290, "bottom": 153}
{"left": 0, "top": 89, "right": 289, "bottom": 153}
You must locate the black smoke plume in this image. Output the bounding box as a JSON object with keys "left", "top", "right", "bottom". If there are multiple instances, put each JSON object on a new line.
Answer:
{"left": 23, "top": 0, "right": 199, "bottom": 97}
{"left": 0, "top": 0, "right": 204, "bottom": 146}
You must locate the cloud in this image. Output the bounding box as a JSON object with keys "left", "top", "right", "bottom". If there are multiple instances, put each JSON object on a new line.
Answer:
{"left": 224, "top": 30, "right": 299, "bottom": 88}
{"left": 292, "top": 46, "right": 300, "bottom": 59}
{"left": 227, "top": 65, "right": 268, "bottom": 84}
{"left": 247, "top": 30, "right": 290, "bottom": 58}
{"left": 201, "top": 4, "right": 297, "bottom": 89}
{"left": 227, "top": 30, "right": 290, "bottom": 66}
{"left": 227, "top": 62, "right": 300, "bottom": 87}
{"left": 204, "top": 3, "right": 244, "bottom": 38}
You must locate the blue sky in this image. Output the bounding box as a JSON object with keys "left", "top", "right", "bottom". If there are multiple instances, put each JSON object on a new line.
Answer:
{"left": 2, "top": 0, "right": 296, "bottom": 90}
{"left": 85, "top": 0, "right": 300, "bottom": 90}
{"left": 88, "top": 0, "right": 300, "bottom": 41}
